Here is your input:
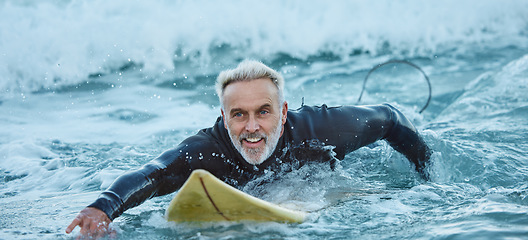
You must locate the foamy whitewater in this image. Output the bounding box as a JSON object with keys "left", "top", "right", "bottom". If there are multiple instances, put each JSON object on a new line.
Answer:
{"left": 1, "top": 0, "right": 528, "bottom": 239}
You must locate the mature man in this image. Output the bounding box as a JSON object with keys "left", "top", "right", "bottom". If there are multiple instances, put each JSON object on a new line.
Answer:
{"left": 66, "top": 60, "right": 431, "bottom": 237}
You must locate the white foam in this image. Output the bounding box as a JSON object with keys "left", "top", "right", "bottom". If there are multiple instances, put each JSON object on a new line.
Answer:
{"left": 0, "top": 140, "right": 93, "bottom": 198}
{"left": 1, "top": 0, "right": 527, "bottom": 93}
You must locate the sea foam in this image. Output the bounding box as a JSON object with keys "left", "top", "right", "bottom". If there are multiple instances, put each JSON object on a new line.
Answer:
{"left": 1, "top": 0, "right": 527, "bottom": 93}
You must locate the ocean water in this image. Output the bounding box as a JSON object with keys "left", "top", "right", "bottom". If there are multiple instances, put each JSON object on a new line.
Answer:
{"left": 1, "top": 0, "right": 528, "bottom": 239}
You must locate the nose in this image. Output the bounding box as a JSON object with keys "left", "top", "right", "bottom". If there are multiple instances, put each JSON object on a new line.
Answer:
{"left": 245, "top": 116, "right": 260, "bottom": 133}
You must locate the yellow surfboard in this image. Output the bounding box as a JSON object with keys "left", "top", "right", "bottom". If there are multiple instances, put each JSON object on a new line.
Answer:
{"left": 165, "top": 169, "right": 306, "bottom": 223}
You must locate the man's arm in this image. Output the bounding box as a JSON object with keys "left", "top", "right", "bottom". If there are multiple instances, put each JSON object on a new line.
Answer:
{"left": 65, "top": 127, "right": 230, "bottom": 236}
{"left": 381, "top": 104, "right": 431, "bottom": 178}
{"left": 295, "top": 104, "right": 431, "bottom": 178}
{"left": 90, "top": 147, "right": 192, "bottom": 220}
{"left": 65, "top": 145, "right": 194, "bottom": 236}
{"left": 65, "top": 207, "right": 112, "bottom": 237}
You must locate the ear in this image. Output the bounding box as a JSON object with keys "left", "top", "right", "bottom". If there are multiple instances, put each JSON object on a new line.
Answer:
{"left": 221, "top": 108, "right": 228, "bottom": 129}
{"left": 281, "top": 101, "right": 288, "bottom": 125}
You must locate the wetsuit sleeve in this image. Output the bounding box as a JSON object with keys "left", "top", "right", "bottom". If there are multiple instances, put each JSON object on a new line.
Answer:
{"left": 86, "top": 146, "right": 190, "bottom": 220}
{"left": 294, "top": 104, "right": 431, "bottom": 178}
{"left": 86, "top": 135, "right": 220, "bottom": 220}
{"left": 380, "top": 104, "right": 431, "bottom": 177}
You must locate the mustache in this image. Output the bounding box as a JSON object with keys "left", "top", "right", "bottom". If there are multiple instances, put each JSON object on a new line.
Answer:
{"left": 239, "top": 132, "right": 267, "bottom": 141}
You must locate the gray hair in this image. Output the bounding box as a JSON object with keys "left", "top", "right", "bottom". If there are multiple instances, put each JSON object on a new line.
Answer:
{"left": 215, "top": 60, "right": 285, "bottom": 108}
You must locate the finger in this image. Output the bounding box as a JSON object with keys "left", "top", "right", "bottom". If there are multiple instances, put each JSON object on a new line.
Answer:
{"left": 89, "top": 219, "right": 98, "bottom": 232}
{"left": 108, "top": 227, "right": 117, "bottom": 239}
{"left": 79, "top": 219, "right": 91, "bottom": 236}
{"left": 97, "top": 221, "right": 109, "bottom": 234}
{"left": 93, "top": 222, "right": 107, "bottom": 240}
{"left": 66, "top": 217, "right": 81, "bottom": 233}
{"left": 96, "top": 229, "right": 106, "bottom": 240}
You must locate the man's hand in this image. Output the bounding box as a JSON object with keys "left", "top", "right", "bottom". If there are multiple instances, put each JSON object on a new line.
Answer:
{"left": 66, "top": 207, "right": 113, "bottom": 239}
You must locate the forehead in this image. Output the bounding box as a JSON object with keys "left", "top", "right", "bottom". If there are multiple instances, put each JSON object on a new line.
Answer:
{"left": 222, "top": 78, "right": 280, "bottom": 109}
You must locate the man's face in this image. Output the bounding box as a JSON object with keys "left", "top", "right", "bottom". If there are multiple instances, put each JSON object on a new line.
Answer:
{"left": 221, "top": 78, "right": 288, "bottom": 165}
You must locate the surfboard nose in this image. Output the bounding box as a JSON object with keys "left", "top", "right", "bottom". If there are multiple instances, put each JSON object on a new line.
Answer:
{"left": 166, "top": 169, "right": 306, "bottom": 223}
{"left": 191, "top": 169, "right": 209, "bottom": 178}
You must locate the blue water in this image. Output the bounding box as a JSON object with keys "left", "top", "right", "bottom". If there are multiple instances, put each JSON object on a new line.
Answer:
{"left": 1, "top": 0, "right": 528, "bottom": 239}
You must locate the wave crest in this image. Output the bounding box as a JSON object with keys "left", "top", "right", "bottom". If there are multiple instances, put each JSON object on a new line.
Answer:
{"left": 1, "top": 0, "right": 527, "bottom": 93}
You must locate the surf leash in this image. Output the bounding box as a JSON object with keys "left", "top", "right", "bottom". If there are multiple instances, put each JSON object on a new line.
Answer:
{"left": 356, "top": 60, "right": 432, "bottom": 113}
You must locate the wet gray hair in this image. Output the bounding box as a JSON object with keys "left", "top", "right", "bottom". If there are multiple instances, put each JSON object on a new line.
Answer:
{"left": 215, "top": 60, "right": 285, "bottom": 108}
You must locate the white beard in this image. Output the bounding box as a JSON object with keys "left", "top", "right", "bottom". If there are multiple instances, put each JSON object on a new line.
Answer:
{"left": 227, "top": 114, "right": 283, "bottom": 165}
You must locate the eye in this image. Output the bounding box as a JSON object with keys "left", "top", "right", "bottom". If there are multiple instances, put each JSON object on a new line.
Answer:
{"left": 233, "top": 112, "right": 243, "bottom": 118}
{"left": 259, "top": 110, "right": 269, "bottom": 115}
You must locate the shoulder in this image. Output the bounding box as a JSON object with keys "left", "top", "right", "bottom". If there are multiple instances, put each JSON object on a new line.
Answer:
{"left": 284, "top": 103, "right": 397, "bottom": 137}
{"left": 287, "top": 104, "right": 341, "bottom": 120}
{"left": 289, "top": 104, "right": 339, "bottom": 114}
{"left": 179, "top": 116, "right": 228, "bottom": 149}
{"left": 156, "top": 119, "right": 224, "bottom": 163}
{"left": 287, "top": 104, "right": 386, "bottom": 122}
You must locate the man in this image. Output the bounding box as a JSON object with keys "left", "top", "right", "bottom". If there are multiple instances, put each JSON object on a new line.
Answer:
{"left": 66, "top": 60, "right": 431, "bottom": 237}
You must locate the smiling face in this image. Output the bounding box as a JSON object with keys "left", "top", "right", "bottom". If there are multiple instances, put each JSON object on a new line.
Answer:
{"left": 221, "top": 78, "right": 288, "bottom": 165}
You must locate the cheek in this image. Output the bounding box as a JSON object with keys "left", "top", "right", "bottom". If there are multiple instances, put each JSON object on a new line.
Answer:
{"left": 226, "top": 120, "right": 244, "bottom": 135}
{"left": 262, "top": 117, "right": 281, "bottom": 133}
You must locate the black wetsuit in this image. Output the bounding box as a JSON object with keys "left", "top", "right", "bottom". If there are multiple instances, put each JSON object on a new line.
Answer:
{"left": 89, "top": 104, "right": 431, "bottom": 220}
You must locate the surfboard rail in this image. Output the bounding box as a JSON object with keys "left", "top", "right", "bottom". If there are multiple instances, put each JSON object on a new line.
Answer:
{"left": 165, "top": 169, "right": 306, "bottom": 223}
